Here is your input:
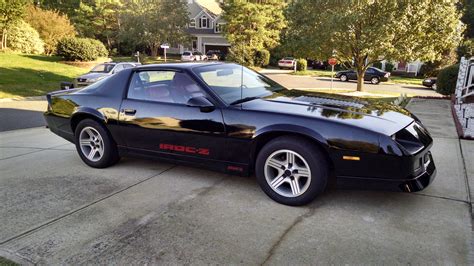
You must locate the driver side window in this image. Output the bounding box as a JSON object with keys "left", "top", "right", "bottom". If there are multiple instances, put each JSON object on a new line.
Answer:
{"left": 127, "top": 70, "right": 205, "bottom": 104}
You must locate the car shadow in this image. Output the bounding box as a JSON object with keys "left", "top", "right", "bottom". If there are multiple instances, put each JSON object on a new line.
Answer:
{"left": 0, "top": 108, "right": 46, "bottom": 132}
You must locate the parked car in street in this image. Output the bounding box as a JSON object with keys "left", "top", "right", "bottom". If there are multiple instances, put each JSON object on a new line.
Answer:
{"left": 74, "top": 62, "right": 140, "bottom": 87}
{"left": 311, "top": 60, "right": 328, "bottom": 70}
{"left": 422, "top": 77, "right": 437, "bottom": 90}
{"left": 278, "top": 57, "right": 296, "bottom": 69}
{"left": 335, "top": 67, "right": 390, "bottom": 84}
{"left": 45, "top": 62, "right": 436, "bottom": 206}
{"left": 181, "top": 51, "right": 207, "bottom": 61}
{"left": 206, "top": 50, "right": 222, "bottom": 60}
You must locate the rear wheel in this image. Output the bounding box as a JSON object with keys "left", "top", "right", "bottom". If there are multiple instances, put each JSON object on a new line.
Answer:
{"left": 370, "top": 77, "right": 380, "bottom": 84}
{"left": 340, "top": 74, "right": 348, "bottom": 82}
{"left": 256, "top": 136, "right": 328, "bottom": 206}
{"left": 74, "top": 119, "right": 120, "bottom": 168}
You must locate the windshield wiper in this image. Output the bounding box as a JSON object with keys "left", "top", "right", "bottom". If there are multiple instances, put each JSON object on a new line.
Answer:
{"left": 229, "top": 96, "right": 260, "bottom": 105}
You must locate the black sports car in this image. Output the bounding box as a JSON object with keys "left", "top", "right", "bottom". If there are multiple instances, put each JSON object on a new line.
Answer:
{"left": 422, "top": 77, "right": 437, "bottom": 90}
{"left": 44, "top": 63, "right": 436, "bottom": 206}
{"left": 335, "top": 67, "right": 390, "bottom": 84}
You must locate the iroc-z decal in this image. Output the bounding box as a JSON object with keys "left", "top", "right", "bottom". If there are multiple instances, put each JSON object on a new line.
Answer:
{"left": 159, "top": 143, "right": 210, "bottom": 156}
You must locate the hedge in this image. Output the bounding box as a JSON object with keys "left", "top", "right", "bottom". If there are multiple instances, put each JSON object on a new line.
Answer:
{"left": 296, "top": 58, "right": 307, "bottom": 71}
{"left": 57, "top": 37, "right": 108, "bottom": 61}
{"left": 254, "top": 49, "right": 270, "bottom": 67}
{"left": 436, "top": 64, "right": 459, "bottom": 95}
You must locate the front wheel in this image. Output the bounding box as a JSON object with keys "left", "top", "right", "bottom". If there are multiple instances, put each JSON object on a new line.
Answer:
{"left": 75, "top": 119, "right": 120, "bottom": 168}
{"left": 340, "top": 74, "right": 348, "bottom": 82}
{"left": 255, "top": 136, "right": 328, "bottom": 206}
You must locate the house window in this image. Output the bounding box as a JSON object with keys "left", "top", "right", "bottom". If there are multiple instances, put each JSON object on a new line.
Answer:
{"left": 189, "top": 19, "right": 196, "bottom": 28}
{"left": 192, "top": 39, "right": 197, "bottom": 50}
{"left": 199, "top": 15, "right": 209, "bottom": 29}
{"left": 215, "top": 23, "right": 225, "bottom": 33}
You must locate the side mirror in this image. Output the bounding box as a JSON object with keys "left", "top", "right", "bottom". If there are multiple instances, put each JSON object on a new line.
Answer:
{"left": 186, "top": 96, "right": 215, "bottom": 112}
{"left": 60, "top": 81, "right": 74, "bottom": 90}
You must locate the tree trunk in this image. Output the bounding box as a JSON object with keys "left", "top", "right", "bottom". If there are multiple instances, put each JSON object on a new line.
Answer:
{"left": 150, "top": 43, "right": 158, "bottom": 57}
{"left": 356, "top": 68, "right": 365, "bottom": 92}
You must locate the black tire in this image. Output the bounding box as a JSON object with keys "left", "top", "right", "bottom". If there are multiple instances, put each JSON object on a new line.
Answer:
{"left": 74, "top": 119, "right": 120, "bottom": 168}
{"left": 255, "top": 136, "right": 328, "bottom": 206}
{"left": 370, "top": 76, "right": 380, "bottom": 85}
{"left": 340, "top": 74, "right": 348, "bottom": 82}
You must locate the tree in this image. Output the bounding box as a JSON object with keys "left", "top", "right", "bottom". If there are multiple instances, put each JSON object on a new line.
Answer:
{"left": 120, "top": 0, "right": 189, "bottom": 57}
{"left": 25, "top": 5, "right": 76, "bottom": 55}
{"left": 461, "top": 0, "right": 474, "bottom": 38}
{"left": 0, "top": 0, "right": 28, "bottom": 50}
{"left": 284, "top": 0, "right": 463, "bottom": 91}
{"left": 221, "top": 0, "right": 287, "bottom": 66}
{"left": 72, "top": 0, "right": 122, "bottom": 50}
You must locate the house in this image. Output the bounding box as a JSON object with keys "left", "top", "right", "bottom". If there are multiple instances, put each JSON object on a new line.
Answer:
{"left": 380, "top": 60, "right": 423, "bottom": 76}
{"left": 170, "top": 0, "right": 230, "bottom": 55}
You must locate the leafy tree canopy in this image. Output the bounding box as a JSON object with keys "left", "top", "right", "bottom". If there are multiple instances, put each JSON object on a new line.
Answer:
{"left": 120, "top": 0, "right": 190, "bottom": 57}
{"left": 284, "top": 0, "right": 463, "bottom": 91}
{"left": 221, "top": 0, "right": 287, "bottom": 66}
{"left": 25, "top": 5, "right": 76, "bottom": 55}
{"left": 0, "top": 0, "right": 29, "bottom": 49}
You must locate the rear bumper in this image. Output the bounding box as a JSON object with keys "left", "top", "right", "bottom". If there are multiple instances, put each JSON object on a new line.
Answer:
{"left": 337, "top": 153, "right": 436, "bottom": 192}
{"left": 44, "top": 113, "right": 75, "bottom": 143}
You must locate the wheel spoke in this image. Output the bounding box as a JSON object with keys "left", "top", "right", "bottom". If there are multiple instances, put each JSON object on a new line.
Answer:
{"left": 80, "top": 139, "right": 91, "bottom": 147}
{"left": 290, "top": 179, "right": 301, "bottom": 195}
{"left": 270, "top": 175, "right": 287, "bottom": 189}
{"left": 294, "top": 167, "right": 310, "bottom": 177}
{"left": 286, "top": 152, "right": 295, "bottom": 165}
{"left": 267, "top": 158, "right": 284, "bottom": 170}
{"left": 87, "top": 148, "right": 97, "bottom": 160}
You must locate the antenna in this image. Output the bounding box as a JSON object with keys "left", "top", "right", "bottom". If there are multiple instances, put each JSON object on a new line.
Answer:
{"left": 240, "top": 44, "right": 244, "bottom": 103}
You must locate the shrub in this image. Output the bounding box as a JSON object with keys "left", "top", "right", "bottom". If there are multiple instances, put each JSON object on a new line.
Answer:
{"left": 296, "top": 58, "right": 307, "bottom": 71}
{"left": 436, "top": 64, "right": 459, "bottom": 95}
{"left": 25, "top": 5, "right": 76, "bottom": 55}
{"left": 7, "top": 20, "right": 44, "bottom": 54}
{"left": 385, "top": 62, "right": 394, "bottom": 72}
{"left": 372, "top": 62, "right": 382, "bottom": 69}
{"left": 254, "top": 49, "right": 270, "bottom": 67}
{"left": 419, "top": 62, "right": 440, "bottom": 77}
{"left": 57, "top": 37, "right": 108, "bottom": 61}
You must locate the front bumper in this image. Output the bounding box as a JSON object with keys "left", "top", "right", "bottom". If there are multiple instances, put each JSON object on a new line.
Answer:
{"left": 422, "top": 81, "right": 434, "bottom": 87}
{"left": 337, "top": 152, "right": 436, "bottom": 192}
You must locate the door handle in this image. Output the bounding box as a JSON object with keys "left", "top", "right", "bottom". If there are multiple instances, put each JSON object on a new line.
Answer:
{"left": 122, "top": 108, "right": 136, "bottom": 115}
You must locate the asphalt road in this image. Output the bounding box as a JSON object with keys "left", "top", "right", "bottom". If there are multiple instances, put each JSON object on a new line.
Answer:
{"left": 0, "top": 99, "right": 472, "bottom": 264}
{"left": 266, "top": 74, "right": 441, "bottom": 97}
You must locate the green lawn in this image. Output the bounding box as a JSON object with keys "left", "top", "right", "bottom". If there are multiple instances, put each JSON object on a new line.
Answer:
{"left": 0, "top": 54, "right": 88, "bottom": 98}
{"left": 0, "top": 257, "right": 18, "bottom": 266}
{"left": 388, "top": 75, "right": 424, "bottom": 86}
{"left": 291, "top": 69, "right": 335, "bottom": 77}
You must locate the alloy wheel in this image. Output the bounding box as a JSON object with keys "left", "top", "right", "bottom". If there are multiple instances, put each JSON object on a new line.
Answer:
{"left": 79, "top": 126, "right": 104, "bottom": 162}
{"left": 371, "top": 77, "right": 379, "bottom": 84}
{"left": 264, "top": 149, "right": 312, "bottom": 198}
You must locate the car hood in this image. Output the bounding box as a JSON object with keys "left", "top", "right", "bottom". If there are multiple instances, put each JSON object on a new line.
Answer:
{"left": 78, "top": 72, "right": 109, "bottom": 80}
{"left": 241, "top": 90, "right": 414, "bottom": 136}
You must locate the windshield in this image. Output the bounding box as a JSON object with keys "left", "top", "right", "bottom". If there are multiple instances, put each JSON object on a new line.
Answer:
{"left": 193, "top": 64, "right": 284, "bottom": 104}
{"left": 91, "top": 63, "right": 115, "bottom": 73}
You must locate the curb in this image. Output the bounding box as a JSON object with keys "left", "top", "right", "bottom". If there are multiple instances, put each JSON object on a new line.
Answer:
{"left": 451, "top": 95, "right": 474, "bottom": 140}
{"left": 0, "top": 96, "right": 46, "bottom": 103}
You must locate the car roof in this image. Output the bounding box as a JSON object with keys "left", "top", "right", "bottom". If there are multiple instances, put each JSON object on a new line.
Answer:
{"left": 136, "top": 62, "right": 228, "bottom": 70}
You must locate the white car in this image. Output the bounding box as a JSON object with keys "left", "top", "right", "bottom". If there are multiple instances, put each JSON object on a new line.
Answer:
{"left": 181, "top": 51, "right": 207, "bottom": 61}
{"left": 278, "top": 57, "right": 296, "bottom": 69}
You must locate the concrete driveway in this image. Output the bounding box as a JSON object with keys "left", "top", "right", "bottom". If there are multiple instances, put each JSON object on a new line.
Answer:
{"left": 0, "top": 99, "right": 472, "bottom": 264}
